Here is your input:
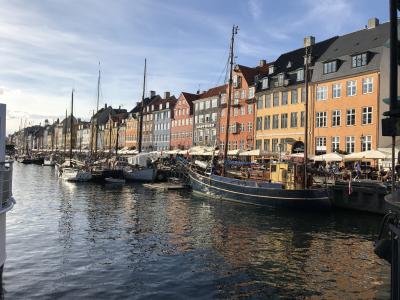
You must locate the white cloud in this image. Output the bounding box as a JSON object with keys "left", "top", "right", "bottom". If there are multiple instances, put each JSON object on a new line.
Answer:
{"left": 248, "top": 0, "right": 261, "bottom": 20}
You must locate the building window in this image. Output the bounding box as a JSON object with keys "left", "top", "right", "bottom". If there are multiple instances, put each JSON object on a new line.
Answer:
{"left": 211, "top": 112, "right": 217, "bottom": 122}
{"left": 346, "top": 109, "right": 356, "bottom": 126}
{"left": 212, "top": 98, "right": 218, "bottom": 107}
{"left": 241, "top": 89, "right": 246, "bottom": 99}
{"left": 205, "top": 101, "right": 210, "bottom": 110}
{"left": 297, "top": 69, "right": 304, "bottom": 81}
{"left": 316, "top": 112, "right": 327, "bottom": 128}
{"left": 248, "top": 122, "right": 253, "bottom": 132}
{"left": 332, "top": 136, "right": 340, "bottom": 152}
{"left": 272, "top": 114, "right": 279, "bottom": 129}
{"left": 262, "top": 78, "right": 269, "bottom": 89}
{"left": 200, "top": 101, "right": 205, "bottom": 110}
{"left": 234, "top": 91, "right": 239, "bottom": 101}
{"left": 257, "top": 96, "right": 263, "bottom": 109}
{"left": 281, "top": 113, "right": 288, "bottom": 128}
{"left": 221, "top": 94, "right": 226, "bottom": 104}
{"left": 240, "top": 106, "right": 245, "bottom": 116}
{"left": 316, "top": 137, "right": 327, "bottom": 152}
{"left": 332, "top": 83, "right": 341, "bottom": 98}
{"left": 351, "top": 53, "right": 368, "bottom": 68}
{"left": 291, "top": 89, "right": 298, "bottom": 104}
{"left": 281, "top": 91, "right": 288, "bottom": 105}
{"left": 273, "top": 93, "right": 279, "bottom": 107}
{"left": 249, "top": 87, "right": 255, "bottom": 98}
{"left": 240, "top": 123, "right": 245, "bottom": 132}
{"left": 255, "top": 139, "right": 262, "bottom": 149}
{"left": 239, "top": 139, "right": 245, "bottom": 150}
{"left": 331, "top": 110, "right": 340, "bottom": 127}
{"left": 301, "top": 111, "right": 305, "bottom": 127}
{"left": 265, "top": 94, "right": 271, "bottom": 108}
{"left": 301, "top": 88, "right": 306, "bottom": 103}
{"left": 346, "top": 136, "right": 355, "bottom": 153}
{"left": 362, "top": 77, "right": 373, "bottom": 94}
{"left": 362, "top": 107, "right": 372, "bottom": 125}
{"left": 264, "top": 139, "right": 270, "bottom": 151}
{"left": 220, "top": 125, "right": 224, "bottom": 133}
{"left": 247, "top": 104, "right": 253, "bottom": 114}
{"left": 256, "top": 117, "right": 263, "bottom": 130}
{"left": 290, "top": 112, "right": 298, "bottom": 128}
{"left": 278, "top": 74, "right": 284, "bottom": 86}
{"left": 346, "top": 80, "right": 357, "bottom": 96}
{"left": 234, "top": 108, "right": 239, "bottom": 117}
{"left": 362, "top": 135, "right": 372, "bottom": 151}
{"left": 323, "top": 60, "right": 337, "bottom": 74}
{"left": 316, "top": 86, "right": 328, "bottom": 100}
{"left": 272, "top": 138, "right": 279, "bottom": 152}
{"left": 264, "top": 115, "right": 271, "bottom": 130}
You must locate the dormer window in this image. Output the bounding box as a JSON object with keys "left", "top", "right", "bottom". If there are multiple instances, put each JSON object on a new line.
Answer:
{"left": 323, "top": 60, "right": 337, "bottom": 74}
{"left": 351, "top": 52, "right": 368, "bottom": 68}
{"left": 297, "top": 69, "right": 304, "bottom": 81}
{"left": 269, "top": 65, "right": 275, "bottom": 74}
{"left": 287, "top": 61, "right": 292, "bottom": 68}
{"left": 262, "top": 77, "right": 269, "bottom": 89}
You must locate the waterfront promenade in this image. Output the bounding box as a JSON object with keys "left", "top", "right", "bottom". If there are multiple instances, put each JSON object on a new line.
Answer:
{"left": 2, "top": 163, "right": 390, "bottom": 299}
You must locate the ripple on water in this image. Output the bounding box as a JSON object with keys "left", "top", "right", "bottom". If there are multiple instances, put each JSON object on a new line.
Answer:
{"left": 1, "top": 164, "right": 391, "bottom": 299}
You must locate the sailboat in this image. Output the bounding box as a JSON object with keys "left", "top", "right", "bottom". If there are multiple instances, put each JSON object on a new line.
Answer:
{"left": 123, "top": 58, "right": 157, "bottom": 182}
{"left": 59, "top": 89, "right": 92, "bottom": 182}
{"left": 186, "top": 26, "right": 330, "bottom": 210}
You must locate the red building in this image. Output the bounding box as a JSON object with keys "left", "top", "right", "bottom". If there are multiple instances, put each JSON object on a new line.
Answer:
{"left": 219, "top": 62, "right": 269, "bottom": 152}
{"left": 170, "top": 92, "right": 199, "bottom": 150}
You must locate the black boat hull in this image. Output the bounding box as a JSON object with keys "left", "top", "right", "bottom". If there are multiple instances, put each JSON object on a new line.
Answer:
{"left": 188, "top": 168, "right": 330, "bottom": 210}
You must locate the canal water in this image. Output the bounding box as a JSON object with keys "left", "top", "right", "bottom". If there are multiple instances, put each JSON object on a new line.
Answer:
{"left": 3, "top": 163, "right": 390, "bottom": 299}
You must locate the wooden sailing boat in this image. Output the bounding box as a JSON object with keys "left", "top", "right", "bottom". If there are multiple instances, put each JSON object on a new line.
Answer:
{"left": 123, "top": 58, "right": 157, "bottom": 182}
{"left": 186, "top": 26, "right": 330, "bottom": 210}
{"left": 60, "top": 89, "right": 92, "bottom": 182}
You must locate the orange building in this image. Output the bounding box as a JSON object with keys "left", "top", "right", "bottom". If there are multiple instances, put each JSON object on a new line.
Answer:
{"left": 310, "top": 18, "right": 387, "bottom": 155}
{"left": 125, "top": 112, "right": 139, "bottom": 150}
{"left": 254, "top": 37, "right": 336, "bottom": 155}
{"left": 170, "top": 92, "right": 198, "bottom": 150}
{"left": 219, "top": 63, "right": 269, "bottom": 152}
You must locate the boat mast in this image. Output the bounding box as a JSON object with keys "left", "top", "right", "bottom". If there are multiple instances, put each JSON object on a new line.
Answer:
{"left": 304, "top": 42, "right": 312, "bottom": 188}
{"left": 64, "top": 109, "right": 67, "bottom": 154}
{"left": 115, "top": 106, "right": 121, "bottom": 158}
{"left": 223, "top": 25, "right": 238, "bottom": 175}
{"left": 94, "top": 63, "right": 101, "bottom": 156}
{"left": 138, "top": 58, "right": 146, "bottom": 153}
{"left": 70, "top": 89, "right": 74, "bottom": 167}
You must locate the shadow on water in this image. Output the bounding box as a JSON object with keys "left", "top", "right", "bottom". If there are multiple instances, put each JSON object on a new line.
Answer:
{"left": 2, "top": 164, "right": 391, "bottom": 299}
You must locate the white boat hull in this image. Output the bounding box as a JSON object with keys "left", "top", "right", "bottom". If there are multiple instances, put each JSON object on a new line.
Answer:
{"left": 123, "top": 168, "right": 156, "bottom": 182}
{"left": 43, "top": 160, "right": 55, "bottom": 166}
{"left": 61, "top": 168, "right": 92, "bottom": 182}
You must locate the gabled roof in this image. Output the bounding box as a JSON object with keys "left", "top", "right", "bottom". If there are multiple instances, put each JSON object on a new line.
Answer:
{"left": 270, "top": 36, "right": 338, "bottom": 75}
{"left": 181, "top": 92, "right": 199, "bottom": 104}
{"left": 197, "top": 84, "right": 227, "bottom": 100}
{"left": 236, "top": 64, "right": 270, "bottom": 85}
{"left": 318, "top": 22, "right": 390, "bottom": 62}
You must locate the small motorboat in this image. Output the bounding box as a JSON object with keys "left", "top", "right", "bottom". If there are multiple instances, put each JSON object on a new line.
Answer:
{"left": 104, "top": 177, "right": 126, "bottom": 184}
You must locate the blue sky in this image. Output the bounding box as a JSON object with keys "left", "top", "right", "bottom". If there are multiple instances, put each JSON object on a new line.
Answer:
{"left": 2, "top": 0, "right": 388, "bottom": 134}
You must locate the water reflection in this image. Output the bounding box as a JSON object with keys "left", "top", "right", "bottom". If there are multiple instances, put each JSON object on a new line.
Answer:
{"left": 3, "top": 164, "right": 390, "bottom": 299}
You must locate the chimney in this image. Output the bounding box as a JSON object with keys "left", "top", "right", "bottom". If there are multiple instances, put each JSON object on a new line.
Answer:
{"left": 259, "top": 59, "right": 267, "bottom": 67}
{"left": 367, "top": 17, "right": 379, "bottom": 29}
{"left": 150, "top": 90, "right": 156, "bottom": 98}
{"left": 104, "top": 103, "right": 107, "bottom": 109}
{"left": 164, "top": 91, "right": 170, "bottom": 99}
{"left": 304, "top": 36, "right": 315, "bottom": 48}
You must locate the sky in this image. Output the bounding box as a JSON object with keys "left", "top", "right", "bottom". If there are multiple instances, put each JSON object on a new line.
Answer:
{"left": 1, "top": 0, "right": 388, "bottom": 134}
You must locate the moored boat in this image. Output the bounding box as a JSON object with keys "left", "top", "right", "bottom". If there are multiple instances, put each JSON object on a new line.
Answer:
{"left": 187, "top": 164, "right": 330, "bottom": 210}
{"left": 61, "top": 167, "right": 92, "bottom": 182}
{"left": 123, "top": 166, "right": 156, "bottom": 182}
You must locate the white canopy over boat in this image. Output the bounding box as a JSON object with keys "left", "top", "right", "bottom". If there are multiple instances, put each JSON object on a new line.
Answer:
{"left": 239, "top": 149, "right": 266, "bottom": 156}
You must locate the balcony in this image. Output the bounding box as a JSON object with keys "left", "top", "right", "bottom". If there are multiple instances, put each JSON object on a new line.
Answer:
{"left": 0, "top": 161, "right": 15, "bottom": 215}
